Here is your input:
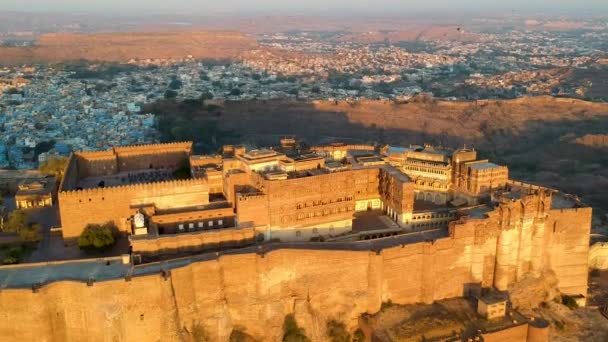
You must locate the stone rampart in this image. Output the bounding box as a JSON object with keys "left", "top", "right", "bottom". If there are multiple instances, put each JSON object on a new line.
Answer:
{"left": 2, "top": 189, "right": 591, "bottom": 341}
{"left": 130, "top": 227, "right": 255, "bottom": 258}
{"left": 0, "top": 196, "right": 591, "bottom": 342}
{"left": 59, "top": 178, "right": 209, "bottom": 240}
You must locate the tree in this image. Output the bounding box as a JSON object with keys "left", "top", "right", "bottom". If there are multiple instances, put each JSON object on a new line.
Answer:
{"left": 200, "top": 91, "right": 214, "bottom": 101}
{"left": 39, "top": 156, "right": 68, "bottom": 181}
{"left": 4, "top": 210, "right": 41, "bottom": 242}
{"left": 230, "top": 88, "right": 243, "bottom": 97}
{"left": 19, "top": 224, "right": 41, "bottom": 242}
{"left": 78, "top": 222, "right": 116, "bottom": 252}
{"left": 168, "top": 79, "right": 183, "bottom": 90}
{"left": 282, "top": 314, "right": 310, "bottom": 342}
{"left": 164, "top": 89, "right": 178, "bottom": 99}
{"left": 5, "top": 210, "right": 27, "bottom": 233}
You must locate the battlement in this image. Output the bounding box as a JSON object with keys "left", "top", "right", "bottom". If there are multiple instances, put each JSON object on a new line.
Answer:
{"left": 74, "top": 142, "right": 192, "bottom": 160}
{"left": 236, "top": 192, "right": 266, "bottom": 201}
{"left": 75, "top": 150, "right": 116, "bottom": 160}
{"left": 59, "top": 178, "right": 207, "bottom": 198}
{"left": 507, "top": 180, "right": 556, "bottom": 193}
{"left": 113, "top": 141, "right": 192, "bottom": 154}
{"left": 310, "top": 144, "right": 375, "bottom": 152}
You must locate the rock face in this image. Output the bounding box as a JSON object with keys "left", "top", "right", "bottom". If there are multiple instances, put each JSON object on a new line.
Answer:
{"left": 0, "top": 31, "right": 257, "bottom": 65}
{"left": 0, "top": 191, "right": 591, "bottom": 341}
{"left": 508, "top": 271, "right": 560, "bottom": 311}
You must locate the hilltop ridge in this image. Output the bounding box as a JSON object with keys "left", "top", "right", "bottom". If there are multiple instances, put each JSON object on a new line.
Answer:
{"left": 0, "top": 31, "right": 257, "bottom": 65}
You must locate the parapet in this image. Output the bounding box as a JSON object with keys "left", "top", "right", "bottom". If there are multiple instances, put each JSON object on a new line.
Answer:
{"left": 58, "top": 178, "right": 208, "bottom": 198}
{"left": 113, "top": 141, "right": 193, "bottom": 155}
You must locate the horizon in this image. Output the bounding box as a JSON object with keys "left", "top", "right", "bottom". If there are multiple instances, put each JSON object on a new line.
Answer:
{"left": 1, "top": 0, "right": 608, "bottom": 16}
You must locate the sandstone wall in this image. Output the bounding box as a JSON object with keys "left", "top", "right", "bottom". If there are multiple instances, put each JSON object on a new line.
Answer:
{"left": 482, "top": 324, "right": 529, "bottom": 342}
{"left": 545, "top": 208, "right": 592, "bottom": 295}
{"left": 59, "top": 179, "right": 209, "bottom": 240}
{"left": 2, "top": 191, "right": 591, "bottom": 341}
{"left": 0, "top": 239, "right": 478, "bottom": 342}
{"left": 130, "top": 227, "right": 255, "bottom": 258}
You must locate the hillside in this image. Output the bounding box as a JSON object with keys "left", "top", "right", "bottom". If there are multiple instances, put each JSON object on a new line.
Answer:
{"left": 147, "top": 96, "right": 608, "bottom": 212}
{"left": 0, "top": 31, "right": 257, "bottom": 65}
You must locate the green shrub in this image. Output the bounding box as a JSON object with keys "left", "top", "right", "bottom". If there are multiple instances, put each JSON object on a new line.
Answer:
{"left": 326, "top": 320, "right": 350, "bottom": 342}
{"left": 19, "top": 224, "right": 41, "bottom": 242}
{"left": 78, "top": 222, "right": 116, "bottom": 252}
{"left": 381, "top": 299, "right": 394, "bottom": 311}
{"left": 283, "top": 314, "right": 310, "bottom": 342}
{"left": 2, "top": 256, "right": 18, "bottom": 265}
{"left": 353, "top": 328, "right": 365, "bottom": 342}
{"left": 561, "top": 295, "right": 579, "bottom": 310}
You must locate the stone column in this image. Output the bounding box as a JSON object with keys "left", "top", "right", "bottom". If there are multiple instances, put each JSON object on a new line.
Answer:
{"left": 366, "top": 251, "right": 383, "bottom": 314}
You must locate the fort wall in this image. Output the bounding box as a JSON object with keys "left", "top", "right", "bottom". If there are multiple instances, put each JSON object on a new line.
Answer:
{"left": 0, "top": 199, "right": 590, "bottom": 342}
{"left": 59, "top": 178, "right": 209, "bottom": 240}
{"left": 545, "top": 207, "right": 592, "bottom": 296}
{"left": 130, "top": 227, "right": 255, "bottom": 258}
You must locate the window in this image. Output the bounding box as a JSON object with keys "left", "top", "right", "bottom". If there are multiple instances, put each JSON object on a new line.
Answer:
{"left": 188, "top": 223, "right": 194, "bottom": 229}
{"left": 198, "top": 222, "right": 204, "bottom": 228}
{"left": 295, "top": 231, "right": 301, "bottom": 237}
{"left": 178, "top": 224, "right": 184, "bottom": 231}
{"left": 208, "top": 221, "right": 214, "bottom": 227}
{"left": 218, "top": 219, "right": 223, "bottom": 226}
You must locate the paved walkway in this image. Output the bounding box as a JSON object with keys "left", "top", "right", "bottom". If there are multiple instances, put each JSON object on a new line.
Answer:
{"left": 0, "top": 228, "right": 448, "bottom": 289}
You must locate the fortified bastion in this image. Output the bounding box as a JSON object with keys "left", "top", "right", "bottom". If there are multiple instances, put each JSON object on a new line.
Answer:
{"left": 0, "top": 183, "right": 591, "bottom": 341}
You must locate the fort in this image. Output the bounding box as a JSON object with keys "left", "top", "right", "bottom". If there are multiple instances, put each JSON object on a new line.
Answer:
{"left": 0, "top": 139, "right": 593, "bottom": 341}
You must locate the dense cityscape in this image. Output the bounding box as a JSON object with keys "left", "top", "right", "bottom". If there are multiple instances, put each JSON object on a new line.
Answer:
{"left": 1, "top": 23, "right": 607, "bottom": 169}
{"left": 0, "top": 5, "right": 607, "bottom": 342}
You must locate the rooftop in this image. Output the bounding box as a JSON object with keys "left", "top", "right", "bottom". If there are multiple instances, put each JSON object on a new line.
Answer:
{"left": 460, "top": 205, "right": 494, "bottom": 219}
{"left": 380, "top": 165, "right": 411, "bottom": 182}
{"left": 76, "top": 169, "right": 176, "bottom": 190}
{"left": 478, "top": 291, "right": 508, "bottom": 304}
{"left": 242, "top": 149, "right": 282, "bottom": 161}
{"left": 468, "top": 162, "right": 500, "bottom": 170}
{"left": 16, "top": 177, "right": 55, "bottom": 196}
{"left": 551, "top": 192, "right": 583, "bottom": 209}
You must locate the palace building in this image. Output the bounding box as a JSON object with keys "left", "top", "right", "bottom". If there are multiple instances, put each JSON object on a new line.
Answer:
{"left": 57, "top": 140, "right": 587, "bottom": 290}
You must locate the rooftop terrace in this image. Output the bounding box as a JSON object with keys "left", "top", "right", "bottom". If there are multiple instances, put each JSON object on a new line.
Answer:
{"left": 76, "top": 169, "right": 176, "bottom": 190}
{"left": 468, "top": 162, "right": 500, "bottom": 170}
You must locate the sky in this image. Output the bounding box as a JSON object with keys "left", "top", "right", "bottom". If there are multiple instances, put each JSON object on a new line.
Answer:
{"left": 0, "top": 0, "right": 607, "bottom": 16}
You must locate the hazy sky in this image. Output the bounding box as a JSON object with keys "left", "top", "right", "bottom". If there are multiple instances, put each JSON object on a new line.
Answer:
{"left": 1, "top": 0, "right": 607, "bottom": 15}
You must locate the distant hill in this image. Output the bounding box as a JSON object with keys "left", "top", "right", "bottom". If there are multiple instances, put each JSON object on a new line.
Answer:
{"left": 0, "top": 31, "right": 257, "bottom": 65}
{"left": 335, "top": 26, "right": 483, "bottom": 44}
